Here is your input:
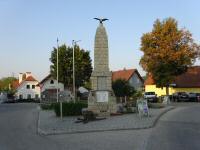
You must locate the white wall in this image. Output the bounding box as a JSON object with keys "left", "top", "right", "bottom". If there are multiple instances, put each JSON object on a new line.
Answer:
{"left": 128, "top": 73, "right": 143, "bottom": 90}
{"left": 41, "top": 77, "right": 64, "bottom": 92}
{"left": 16, "top": 81, "right": 40, "bottom": 99}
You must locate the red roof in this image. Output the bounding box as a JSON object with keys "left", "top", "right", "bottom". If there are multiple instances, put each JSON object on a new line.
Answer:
{"left": 11, "top": 74, "right": 38, "bottom": 89}
{"left": 112, "top": 69, "right": 144, "bottom": 82}
{"left": 145, "top": 66, "right": 200, "bottom": 88}
{"left": 24, "top": 76, "right": 37, "bottom": 82}
{"left": 144, "top": 74, "right": 155, "bottom": 85}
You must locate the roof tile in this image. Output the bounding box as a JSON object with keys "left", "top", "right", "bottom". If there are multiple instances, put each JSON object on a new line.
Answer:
{"left": 112, "top": 69, "right": 144, "bottom": 83}
{"left": 145, "top": 66, "right": 200, "bottom": 87}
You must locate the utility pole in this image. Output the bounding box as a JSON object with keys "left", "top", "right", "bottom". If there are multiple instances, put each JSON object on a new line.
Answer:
{"left": 57, "top": 38, "right": 62, "bottom": 120}
{"left": 56, "top": 38, "right": 59, "bottom": 103}
{"left": 72, "top": 40, "right": 81, "bottom": 103}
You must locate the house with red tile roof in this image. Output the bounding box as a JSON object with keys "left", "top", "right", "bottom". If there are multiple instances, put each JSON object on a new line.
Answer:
{"left": 12, "top": 72, "right": 40, "bottom": 100}
{"left": 112, "top": 68, "right": 144, "bottom": 91}
{"left": 145, "top": 66, "right": 200, "bottom": 96}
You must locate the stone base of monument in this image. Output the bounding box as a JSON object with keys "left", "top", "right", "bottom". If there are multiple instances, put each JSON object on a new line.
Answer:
{"left": 75, "top": 109, "right": 106, "bottom": 124}
{"left": 88, "top": 90, "right": 117, "bottom": 117}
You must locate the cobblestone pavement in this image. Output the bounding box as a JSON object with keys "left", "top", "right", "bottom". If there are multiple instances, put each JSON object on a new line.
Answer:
{"left": 38, "top": 106, "right": 174, "bottom": 135}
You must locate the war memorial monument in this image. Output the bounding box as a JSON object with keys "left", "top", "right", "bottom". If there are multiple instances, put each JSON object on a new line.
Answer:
{"left": 88, "top": 18, "right": 117, "bottom": 116}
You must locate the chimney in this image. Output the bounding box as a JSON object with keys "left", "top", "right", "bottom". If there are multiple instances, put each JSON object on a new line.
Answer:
{"left": 19, "top": 73, "right": 23, "bottom": 83}
{"left": 26, "top": 72, "right": 32, "bottom": 78}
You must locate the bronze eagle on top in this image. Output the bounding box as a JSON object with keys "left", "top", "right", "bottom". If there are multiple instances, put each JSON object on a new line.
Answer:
{"left": 94, "top": 18, "right": 109, "bottom": 24}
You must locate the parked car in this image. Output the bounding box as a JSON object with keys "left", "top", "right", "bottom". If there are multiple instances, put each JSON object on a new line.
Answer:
{"left": 187, "top": 93, "right": 198, "bottom": 102}
{"left": 144, "top": 92, "right": 157, "bottom": 103}
{"left": 196, "top": 93, "right": 200, "bottom": 102}
{"left": 172, "top": 92, "right": 189, "bottom": 102}
{"left": 190, "top": 93, "right": 200, "bottom": 102}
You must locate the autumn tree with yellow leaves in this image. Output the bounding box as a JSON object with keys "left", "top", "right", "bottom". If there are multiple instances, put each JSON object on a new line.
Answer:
{"left": 140, "top": 18, "right": 200, "bottom": 95}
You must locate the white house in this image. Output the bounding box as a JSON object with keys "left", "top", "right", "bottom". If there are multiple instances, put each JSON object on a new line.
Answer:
{"left": 39, "top": 74, "right": 64, "bottom": 93}
{"left": 12, "top": 72, "right": 40, "bottom": 100}
{"left": 38, "top": 74, "right": 65, "bottom": 101}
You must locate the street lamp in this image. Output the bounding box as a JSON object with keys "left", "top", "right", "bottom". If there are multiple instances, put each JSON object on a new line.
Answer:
{"left": 72, "top": 40, "right": 81, "bottom": 103}
{"left": 56, "top": 38, "right": 59, "bottom": 103}
{"left": 57, "top": 38, "right": 63, "bottom": 120}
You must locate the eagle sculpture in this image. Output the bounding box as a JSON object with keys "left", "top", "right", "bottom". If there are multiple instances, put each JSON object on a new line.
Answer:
{"left": 94, "top": 18, "right": 109, "bottom": 24}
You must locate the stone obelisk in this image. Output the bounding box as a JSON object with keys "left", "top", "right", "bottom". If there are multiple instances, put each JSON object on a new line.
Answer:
{"left": 88, "top": 18, "right": 117, "bottom": 116}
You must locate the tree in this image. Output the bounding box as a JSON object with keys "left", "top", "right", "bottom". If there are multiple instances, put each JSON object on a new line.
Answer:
{"left": 140, "top": 18, "right": 200, "bottom": 95}
{"left": 112, "top": 79, "right": 136, "bottom": 98}
{"left": 50, "top": 44, "right": 92, "bottom": 89}
{"left": 0, "top": 77, "right": 17, "bottom": 92}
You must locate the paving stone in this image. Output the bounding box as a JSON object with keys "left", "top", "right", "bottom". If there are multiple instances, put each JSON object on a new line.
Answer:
{"left": 38, "top": 106, "right": 174, "bottom": 135}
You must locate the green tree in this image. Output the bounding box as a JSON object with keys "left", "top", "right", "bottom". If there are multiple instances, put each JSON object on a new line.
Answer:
{"left": 0, "top": 77, "right": 17, "bottom": 91}
{"left": 140, "top": 18, "right": 200, "bottom": 95}
{"left": 0, "top": 80, "right": 2, "bottom": 91}
{"left": 50, "top": 44, "right": 92, "bottom": 89}
{"left": 112, "top": 79, "right": 136, "bottom": 98}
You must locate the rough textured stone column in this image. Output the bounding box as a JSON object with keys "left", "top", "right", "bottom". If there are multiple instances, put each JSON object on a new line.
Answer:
{"left": 88, "top": 21, "right": 117, "bottom": 116}
{"left": 94, "top": 24, "right": 109, "bottom": 72}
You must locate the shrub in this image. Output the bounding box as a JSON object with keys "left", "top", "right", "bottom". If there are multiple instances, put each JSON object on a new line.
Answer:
{"left": 127, "top": 100, "right": 137, "bottom": 107}
{"left": 148, "top": 103, "right": 165, "bottom": 109}
{"left": 40, "top": 103, "right": 56, "bottom": 110}
{"left": 133, "top": 90, "right": 143, "bottom": 99}
{"left": 16, "top": 99, "right": 40, "bottom": 103}
{"left": 126, "top": 107, "right": 133, "bottom": 113}
{"left": 54, "top": 101, "right": 88, "bottom": 117}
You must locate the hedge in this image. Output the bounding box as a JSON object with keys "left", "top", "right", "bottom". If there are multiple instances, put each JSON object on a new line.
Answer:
{"left": 54, "top": 102, "right": 88, "bottom": 117}
{"left": 40, "top": 103, "right": 56, "bottom": 110}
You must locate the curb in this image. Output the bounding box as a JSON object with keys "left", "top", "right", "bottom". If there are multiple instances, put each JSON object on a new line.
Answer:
{"left": 151, "top": 106, "right": 175, "bottom": 128}
{"left": 37, "top": 106, "right": 175, "bottom": 136}
{"left": 37, "top": 106, "right": 49, "bottom": 136}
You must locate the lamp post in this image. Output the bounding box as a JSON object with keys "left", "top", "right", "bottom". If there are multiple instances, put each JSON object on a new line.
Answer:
{"left": 57, "top": 38, "right": 62, "bottom": 120}
{"left": 56, "top": 38, "right": 59, "bottom": 103}
{"left": 72, "top": 40, "right": 81, "bottom": 103}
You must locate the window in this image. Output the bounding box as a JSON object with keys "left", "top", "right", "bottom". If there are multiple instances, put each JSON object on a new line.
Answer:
{"left": 27, "top": 94, "right": 31, "bottom": 99}
{"left": 32, "top": 85, "right": 35, "bottom": 89}
{"left": 26, "top": 85, "right": 30, "bottom": 89}
{"left": 50, "top": 80, "right": 54, "bottom": 84}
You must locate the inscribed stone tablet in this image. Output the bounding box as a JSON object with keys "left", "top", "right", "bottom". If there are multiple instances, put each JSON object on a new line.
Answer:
{"left": 96, "top": 91, "right": 108, "bottom": 102}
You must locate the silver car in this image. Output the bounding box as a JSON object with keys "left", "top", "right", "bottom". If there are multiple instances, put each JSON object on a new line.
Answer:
{"left": 144, "top": 92, "right": 157, "bottom": 103}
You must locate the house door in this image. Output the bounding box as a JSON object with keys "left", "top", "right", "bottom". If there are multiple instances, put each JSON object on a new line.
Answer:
{"left": 27, "top": 94, "right": 31, "bottom": 99}
{"left": 19, "top": 95, "right": 23, "bottom": 99}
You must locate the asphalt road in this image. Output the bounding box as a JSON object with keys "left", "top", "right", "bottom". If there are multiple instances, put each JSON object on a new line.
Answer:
{"left": 0, "top": 103, "right": 63, "bottom": 150}
{"left": 146, "top": 103, "right": 200, "bottom": 150}
{"left": 0, "top": 103, "right": 200, "bottom": 150}
{"left": 0, "top": 103, "right": 151, "bottom": 150}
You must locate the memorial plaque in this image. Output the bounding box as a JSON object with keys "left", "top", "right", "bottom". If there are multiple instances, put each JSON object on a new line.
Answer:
{"left": 96, "top": 91, "right": 108, "bottom": 102}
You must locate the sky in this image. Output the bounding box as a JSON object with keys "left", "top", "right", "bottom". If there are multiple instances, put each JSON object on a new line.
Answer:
{"left": 0, "top": 0, "right": 200, "bottom": 80}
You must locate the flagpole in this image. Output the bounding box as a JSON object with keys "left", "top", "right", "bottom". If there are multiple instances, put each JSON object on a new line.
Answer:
{"left": 72, "top": 40, "right": 75, "bottom": 103}
{"left": 72, "top": 40, "right": 81, "bottom": 103}
{"left": 56, "top": 38, "right": 59, "bottom": 103}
